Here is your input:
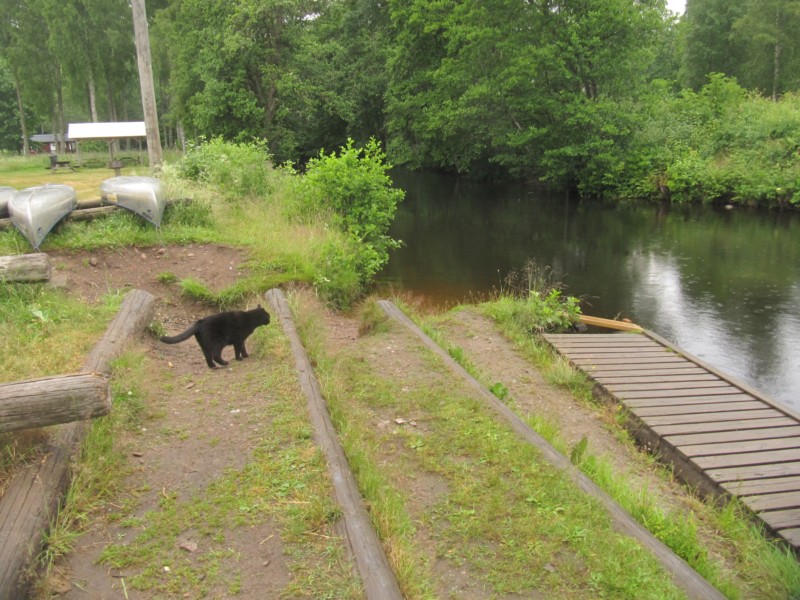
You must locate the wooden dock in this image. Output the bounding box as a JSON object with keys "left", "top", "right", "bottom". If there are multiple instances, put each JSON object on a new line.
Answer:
{"left": 543, "top": 330, "right": 800, "bottom": 554}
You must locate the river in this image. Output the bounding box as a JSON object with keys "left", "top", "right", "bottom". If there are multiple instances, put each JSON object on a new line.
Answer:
{"left": 378, "top": 170, "right": 800, "bottom": 413}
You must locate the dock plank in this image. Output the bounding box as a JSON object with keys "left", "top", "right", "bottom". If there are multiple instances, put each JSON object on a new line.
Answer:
{"left": 667, "top": 426, "right": 800, "bottom": 447}
{"left": 678, "top": 436, "right": 800, "bottom": 458}
{"left": 544, "top": 330, "right": 800, "bottom": 554}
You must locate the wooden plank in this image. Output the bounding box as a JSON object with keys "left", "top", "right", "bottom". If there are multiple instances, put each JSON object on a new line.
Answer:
{"left": 594, "top": 373, "right": 719, "bottom": 385}
{"left": 573, "top": 356, "right": 690, "bottom": 367}
{"left": 617, "top": 387, "right": 747, "bottom": 400}
{"left": 743, "top": 492, "right": 800, "bottom": 512}
{"left": 579, "top": 315, "right": 643, "bottom": 332}
{"left": 634, "top": 401, "right": 767, "bottom": 418}
{"left": 586, "top": 364, "right": 707, "bottom": 375}
{"left": 694, "top": 449, "right": 800, "bottom": 470}
{"left": 623, "top": 394, "right": 756, "bottom": 409}
{"left": 780, "top": 528, "right": 800, "bottom": 547}
{"left": 759, "top": 509, "right": 800, "bottom": 531}
{"left": 707, "top": 462, "right": 800, "bottom": 483}
{"left": 545, "top": 333, "right": 641, "bottom": 341}
{"left": 607, "top": 380, "right": 729, "bottom": 393}
{"left": 547, "top": 337, "right": 655, "bottom": 347}
{"left": 722, "top": 475, "right": 800, "bottom": 496}
{"left": 392, "top": 303, "right": 726, "bottom": 600}
{"left": 652, "top": 417, "right": 796, "bottom": 437}
{"left": 569, "top": 350, "right": 676, "bottom": 360}
{"left": 667, "top": 426, "right": 800, "bottom": 448}
{"left": 266, "top": 290, "right": 403, "bottom": 600}
{"left": 678, "top": 436, "right": 800, "bottom": 458}
{"left": 646, "top": 409, "right": 784, "bottom": 427}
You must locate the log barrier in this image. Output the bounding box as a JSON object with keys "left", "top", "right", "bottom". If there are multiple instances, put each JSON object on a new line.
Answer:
{"left": 0, "top": 289, "right": 155, "bottom": 599}
{"left": 0, "top": 253, "right": 51, "bottom": 282}
{"left": 0, "top": 373, "right": 110, "bottom": 434}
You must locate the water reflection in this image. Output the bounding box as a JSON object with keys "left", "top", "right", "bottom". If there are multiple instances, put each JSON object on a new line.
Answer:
{"left": 379, "top": 170, "right": 800, "bottom": 412}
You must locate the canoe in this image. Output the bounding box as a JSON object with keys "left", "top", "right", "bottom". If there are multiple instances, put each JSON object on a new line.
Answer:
{"left": 0, "top": 186, "right": 15, "bottom": 217}
{"left": 8, "top": 184, "right": 77, "bottom": 250}
{"left": 100, "top": 176, "right": 165, "bottom": 227}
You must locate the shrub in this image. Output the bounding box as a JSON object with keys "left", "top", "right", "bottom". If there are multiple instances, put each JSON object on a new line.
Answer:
{"left": 293, "top": 138, "right": 405, "bottom": 308}
{"left": 178, "top": 137, "right": 274, "bottom": 198}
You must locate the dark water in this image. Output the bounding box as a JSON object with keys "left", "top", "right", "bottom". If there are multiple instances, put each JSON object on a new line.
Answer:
{"left": 378, "top": 170, "right": 800, "bottom": 413}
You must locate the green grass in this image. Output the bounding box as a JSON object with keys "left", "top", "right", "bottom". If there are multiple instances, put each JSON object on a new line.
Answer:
{"left": 470, "top": 296, "right": 800, "bottom": 599}
{"left": 291, "top": 292, "right": 687, "bottom": 599}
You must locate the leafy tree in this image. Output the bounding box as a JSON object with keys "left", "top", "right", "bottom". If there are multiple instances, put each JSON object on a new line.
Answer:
{"left": 679, "top": 0, "right": 747, "bottom": 90}
{"left": 731, "top": 0, "right": 800, "bottom": 99}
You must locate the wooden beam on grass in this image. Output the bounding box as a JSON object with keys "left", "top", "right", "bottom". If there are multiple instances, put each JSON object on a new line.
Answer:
{"left": 0, "top": 373, "right": 110, "bottom": 434}
{"left": 265, "top": 288, "right": 404, "bottom": 600}
{"left": 0, "top": 289, "right": 155, "bottom": 600}
{"left": 378, "top": 299, "right": 726, "bottom": 600}
{"left": 0, "top": 253, "right": 51, "bottom": 282}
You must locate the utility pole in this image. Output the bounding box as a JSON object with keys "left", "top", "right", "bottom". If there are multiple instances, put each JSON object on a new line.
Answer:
{"left": 131, "top": 0, "right": 163, "bottom": 170}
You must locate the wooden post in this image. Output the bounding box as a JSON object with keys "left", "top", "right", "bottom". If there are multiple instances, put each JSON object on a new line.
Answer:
{"left": 131, "top": 0, "right": 163, "bottom": 170}
{"left": 0, "top": 253, "right": 51, "bottom": 282}
{"left": 0, "top": 373, "right": 111, "bottom": 434}
{"left": 0, "top": 289, "right": 155, "bottom": 600}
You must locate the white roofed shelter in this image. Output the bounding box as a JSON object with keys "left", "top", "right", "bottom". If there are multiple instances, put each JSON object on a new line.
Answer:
{"left": 67, "top": 122, "right": 147, "bottom": 172}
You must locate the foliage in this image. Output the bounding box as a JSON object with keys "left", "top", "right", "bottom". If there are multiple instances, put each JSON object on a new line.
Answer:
{"left": 486, "top": 260, "right": 582, "bottom": 334}
{"left": 177, "top": 137, "right": 275, "bottom": 198}
{"left": 613, "top": 75, "right": 800, "bottom": 205}
{"left": 292, "top": 138, "right": 404, "bottom": 308}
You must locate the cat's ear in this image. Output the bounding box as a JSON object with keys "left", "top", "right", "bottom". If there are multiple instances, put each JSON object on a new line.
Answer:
{"left": 257, "top": 304, "right": 262, "bottom": 309}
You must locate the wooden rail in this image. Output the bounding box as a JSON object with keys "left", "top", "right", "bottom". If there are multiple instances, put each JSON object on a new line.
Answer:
{"left": 544, "top": 330, "right": 800, "bottom": 555}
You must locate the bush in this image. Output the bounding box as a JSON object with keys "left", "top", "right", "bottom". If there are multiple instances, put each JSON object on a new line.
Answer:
{"left": 178, "top": 137, "right": 274, "bottom": 198}
{"left": 293, "top": 138, "right": 405, "bottom": 308}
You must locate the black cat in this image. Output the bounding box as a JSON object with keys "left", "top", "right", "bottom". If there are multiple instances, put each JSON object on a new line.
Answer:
{"left": 160, "top": 305, "right": 270, "bottom": 368}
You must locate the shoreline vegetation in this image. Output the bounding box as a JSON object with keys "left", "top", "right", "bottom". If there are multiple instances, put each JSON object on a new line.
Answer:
{"left": 1, "top": 145, "right": 799, "bottom": 598}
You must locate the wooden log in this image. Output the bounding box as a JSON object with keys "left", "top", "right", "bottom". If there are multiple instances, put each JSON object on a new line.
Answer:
{"left": 0, "top": 253, "right": 51, "bottom": 282}
{"left": 0, "top": 289, "right": 155, "bottom": 600}
{"left": 379, "top": 300, "right": 726, "bottom": 600}
{"left": 265, "top": 289, "right": 403, "bottom": 600}
{"left": 0, "top": 373, "right": 110, "bottom": 434}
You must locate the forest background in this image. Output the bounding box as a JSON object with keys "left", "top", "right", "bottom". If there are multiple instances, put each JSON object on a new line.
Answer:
{"left": 1, "top": 0, "right": 800, "bottom": 207}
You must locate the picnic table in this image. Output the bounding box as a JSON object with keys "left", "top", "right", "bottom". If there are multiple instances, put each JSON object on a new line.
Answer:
{"left": 48, "top": 156, "right": 77, "bottom": 172}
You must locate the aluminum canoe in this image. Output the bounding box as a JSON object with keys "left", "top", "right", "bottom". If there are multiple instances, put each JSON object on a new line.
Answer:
{"left": 0, "top": 186, "right": 15, "bottom": 217}
{"left": 8, "top": 184, "right": 77, "bottom": 250}
{"left": 100, "top": 176, "right": 165, "bottom": 227}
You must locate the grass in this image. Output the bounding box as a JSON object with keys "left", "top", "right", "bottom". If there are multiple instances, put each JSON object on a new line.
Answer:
{"left": 0, "top": 153, "right": 148, "bottom": 201}
{"left": 290, "top": 291, "right": 687, "bottom": 599}
{"left": 467, "top": 296, "right": 800, "bottom": 599}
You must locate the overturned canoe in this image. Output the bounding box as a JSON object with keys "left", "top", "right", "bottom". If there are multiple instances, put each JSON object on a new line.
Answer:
{"left": 0, "top": 186, "right": 15, "bottom": 218}
{"left": 100, "top": 176, "right": 165, "bottom": 227}
{"left": 8, "top": 184, "right": 77, "bottom": 250}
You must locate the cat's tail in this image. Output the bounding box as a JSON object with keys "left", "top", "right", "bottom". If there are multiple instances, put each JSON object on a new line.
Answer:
{"left": 160, "top": 322, "right": 199, "bottom": 344}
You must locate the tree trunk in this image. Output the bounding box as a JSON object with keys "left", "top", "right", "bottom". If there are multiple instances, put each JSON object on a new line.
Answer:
{"left": 0, "top": 373, "right": 111, "bottom": 434}
{"left": 13, "top": 73, "right": 29, "bottom": 156}
{"left": 0, "top": 254, "right": 51, "bottom": 282}
{"left": 88, "top": 72, "right": 98, "bottom": 122}
{"left": 131, "top": 0, "right": 163, "bottom": 170}
{"left": 55, "top": 64, "right": 66, "bottom": 154}
{"left": 772, "top": 2, "right": 781, "bottom": 101}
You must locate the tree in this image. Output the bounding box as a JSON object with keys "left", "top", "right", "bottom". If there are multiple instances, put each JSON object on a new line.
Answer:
{"left": 732, "top": 0, "right": 800, "bottom": 99}
{"left": 679, "top": 0, "right": 747, "bottom": 90}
